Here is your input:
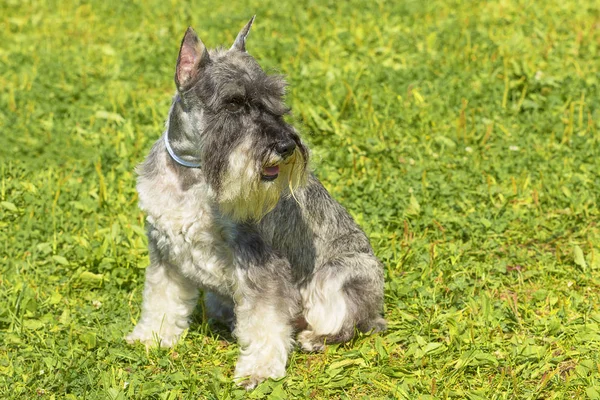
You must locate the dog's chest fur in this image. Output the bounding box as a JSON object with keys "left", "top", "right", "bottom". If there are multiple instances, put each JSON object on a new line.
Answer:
{"left": 137, "top": 145, "right": 236, "bottom": 294}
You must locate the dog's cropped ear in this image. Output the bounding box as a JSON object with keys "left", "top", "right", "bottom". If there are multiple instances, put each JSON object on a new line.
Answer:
{"left": 175, "top": 27, "right": 210, "bottom": 91}
{"left": 231, "top": 16, "right": 255, "bottom": 52}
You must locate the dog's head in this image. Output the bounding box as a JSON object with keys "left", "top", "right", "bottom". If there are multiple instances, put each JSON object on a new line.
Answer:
{"left": 168, "top": 17, "right": 309, "bottom": 222}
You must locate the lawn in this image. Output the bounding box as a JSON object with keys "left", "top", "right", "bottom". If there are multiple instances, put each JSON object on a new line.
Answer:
{"left": 1, "top": 0, "right": 600, "bottom": 398}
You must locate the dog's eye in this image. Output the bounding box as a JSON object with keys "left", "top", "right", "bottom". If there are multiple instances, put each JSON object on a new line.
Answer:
{"left": 225, "top": 97, "right": 245, "bottom": 112}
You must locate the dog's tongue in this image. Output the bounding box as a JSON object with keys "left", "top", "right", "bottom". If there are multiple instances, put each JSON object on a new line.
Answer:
{"left": 263, "top": 165, "right": 280, "bottom": 176}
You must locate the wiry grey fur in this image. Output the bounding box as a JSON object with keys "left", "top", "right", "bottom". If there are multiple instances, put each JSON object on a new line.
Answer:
{"left": 126, "top": 18, "right": 386, "bottom": 389}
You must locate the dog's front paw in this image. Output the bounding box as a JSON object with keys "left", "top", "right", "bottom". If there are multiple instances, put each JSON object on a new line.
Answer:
{"left": 125, "top": 326, "right": 180, "bottom": 348}
{"left": 235, "top": 376, "right": 264, "bottom": 391}
{"left": 234, "top": 354, "right": 286, "bottom": 390}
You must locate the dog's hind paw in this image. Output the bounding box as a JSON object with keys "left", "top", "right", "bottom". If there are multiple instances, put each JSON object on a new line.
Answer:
{"left": 297, "top": 328, "right": 356, "bottom": 352}
{"left": 297, "top": 330, "right": 325, "bottom": 352}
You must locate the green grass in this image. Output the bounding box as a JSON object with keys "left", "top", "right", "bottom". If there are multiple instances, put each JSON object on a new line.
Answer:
{"left": 1, "top": 0, "right": 600, "bottom": 398}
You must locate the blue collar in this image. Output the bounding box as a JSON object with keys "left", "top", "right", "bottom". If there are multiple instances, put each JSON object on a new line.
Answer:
{"left": 164, "top": 129, "right": 201, "bottom": 168}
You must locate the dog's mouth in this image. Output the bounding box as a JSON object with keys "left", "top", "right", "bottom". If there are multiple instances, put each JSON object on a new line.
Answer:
{"left": 261, "top": 165, "right": 280, "bottom": 181}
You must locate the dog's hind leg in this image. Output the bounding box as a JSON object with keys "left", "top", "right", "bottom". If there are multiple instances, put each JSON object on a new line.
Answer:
{"left": 126, "top": 261, "right": 199, "bottom": 348}
{"left": 298, "top": 253, "right": 386, "bottom": 352}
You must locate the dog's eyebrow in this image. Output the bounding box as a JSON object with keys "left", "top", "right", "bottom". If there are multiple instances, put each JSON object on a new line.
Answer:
{"left": 255, "top": 96, "right": 290, "bottom": 116}
{"left": 218, "top": 82, "right": 246, "bottom": 99}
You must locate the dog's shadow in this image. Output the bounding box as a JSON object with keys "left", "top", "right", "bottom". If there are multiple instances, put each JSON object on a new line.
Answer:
{"left": 188, "top": 297, "right": 236, "bottom": 343}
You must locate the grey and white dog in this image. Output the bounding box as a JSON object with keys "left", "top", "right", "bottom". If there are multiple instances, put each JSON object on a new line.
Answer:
{"left": 126, "top": 17, "right": 386, "bottom": 388}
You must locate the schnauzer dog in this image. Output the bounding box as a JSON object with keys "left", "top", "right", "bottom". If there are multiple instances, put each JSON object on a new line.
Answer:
{"left": 126, "top": 17, "right": 386, "bottom": 389}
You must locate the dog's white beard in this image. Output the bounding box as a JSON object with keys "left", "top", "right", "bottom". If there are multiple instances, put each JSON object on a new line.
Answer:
{"left": 218, "top": 139, "right": 306, "bottom": 222}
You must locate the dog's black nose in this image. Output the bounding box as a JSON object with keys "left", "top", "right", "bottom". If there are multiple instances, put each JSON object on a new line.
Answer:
{"left": 275, "top": 140, "right": 296, "bottom": 159}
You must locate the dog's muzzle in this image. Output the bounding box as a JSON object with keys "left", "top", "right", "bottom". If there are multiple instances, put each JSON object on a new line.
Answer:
{"left": 261, "top": 139, "right": 296, "bottom": 181}
{"left": 275, "top": 139, "right": 296, "bottom": 160}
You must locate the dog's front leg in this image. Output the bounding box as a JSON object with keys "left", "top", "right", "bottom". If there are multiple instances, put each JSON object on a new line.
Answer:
{"left": 231, "top": 255, "right": 299, "bottom": 389}
{"left": 126, "top": 260, "right": 198, "bottom": 348}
